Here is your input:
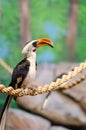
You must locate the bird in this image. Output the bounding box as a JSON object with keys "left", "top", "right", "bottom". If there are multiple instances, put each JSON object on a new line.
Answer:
{"left": 0, "top": 38, "right": 53, "bottom": 130}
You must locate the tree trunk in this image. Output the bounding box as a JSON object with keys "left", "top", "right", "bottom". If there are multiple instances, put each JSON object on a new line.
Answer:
{"left": 66, "top": 0, "right": 78, "bottom": 61}
{"left": 20, "top": 0, "right": 31, "bottom": 48}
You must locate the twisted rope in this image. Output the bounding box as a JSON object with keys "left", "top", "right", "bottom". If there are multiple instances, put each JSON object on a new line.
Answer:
{"left": 59, "top": 75, "right": 86, "bottom": 90}
{"left": 0, "top": 61, "right": 86, "bottom": 96}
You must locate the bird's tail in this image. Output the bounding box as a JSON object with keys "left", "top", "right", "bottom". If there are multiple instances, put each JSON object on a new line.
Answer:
{"left": 0, "top": 95, "right": 12, "bottom": 130}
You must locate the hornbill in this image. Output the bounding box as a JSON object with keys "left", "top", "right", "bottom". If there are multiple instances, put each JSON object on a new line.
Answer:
{"left": 0, "top": 38, "right": 53, "bottom": 130}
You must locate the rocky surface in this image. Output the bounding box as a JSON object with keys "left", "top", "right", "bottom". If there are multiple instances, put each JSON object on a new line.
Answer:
{"left": 50, "top": 126, "right": 71, "bottom": 130}
{"left": 5, "top": 63, "right": 86, "bottom": 129}
{"left": 6, "top": 109, "right": 50, "bottom": 130}
{"left": 6, "top": 109, "right": 71, "bottom": 130}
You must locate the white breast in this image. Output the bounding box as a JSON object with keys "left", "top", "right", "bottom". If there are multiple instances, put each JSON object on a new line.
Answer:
{"left": 28, "top": 59, "right": 36, "bottom": 80}
{"left": 22, "top": 58, "right": 36, "bottom": 88}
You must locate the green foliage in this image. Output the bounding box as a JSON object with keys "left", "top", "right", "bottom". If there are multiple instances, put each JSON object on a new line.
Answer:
{"left": 0, "top": 0, "right": 21, "bottom": 66}
{"left": 30, "top": 0, "right": 69, "bottom": 62}
{"left": 76, "top": 1, "right": 86, "bottom": 61}
{"left": 1, "top": 0, "right": 85, "bottom": 64}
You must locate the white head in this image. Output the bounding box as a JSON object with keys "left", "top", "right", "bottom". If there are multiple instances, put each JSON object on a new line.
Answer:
{"left": 22, "top": 38, "right": 54, "bottom": 58}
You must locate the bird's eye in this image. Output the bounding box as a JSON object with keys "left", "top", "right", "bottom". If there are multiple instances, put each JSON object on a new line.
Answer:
{"left": 32, "top": 41, "right": 38, "bottom": 47}
{"left": 33, "top": 48, "right": 36, "bottom": 52}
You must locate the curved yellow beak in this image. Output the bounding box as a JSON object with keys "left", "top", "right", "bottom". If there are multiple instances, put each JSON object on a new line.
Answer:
{"left": 37, "top": 38, "right": 54, "bottom": 48}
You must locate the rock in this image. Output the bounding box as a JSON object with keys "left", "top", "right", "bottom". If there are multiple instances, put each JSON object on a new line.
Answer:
{"left": 62, "top": 69, "right": 86, "bottom": 111}
{"left": 5, "top": 109, "right": 72, "bottom": 130}
{"left": 50, "top": 126, "right": 71, "bottom": 130}
{"left": 5, "top": 109, "right": 50, "bottom": 130}
{"left": 35, "top": 63, "right": 56, "bottom": 85}
{"left": 16, "top": 63, "right": 86, "bottom": 126}
{"left": 39, "top": 91, "right": 86, "bottom": 126}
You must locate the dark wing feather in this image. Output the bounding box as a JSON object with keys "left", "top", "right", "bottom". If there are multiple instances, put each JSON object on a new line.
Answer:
{"left": 9, "top": 58, "right": 30, "bottom": 89}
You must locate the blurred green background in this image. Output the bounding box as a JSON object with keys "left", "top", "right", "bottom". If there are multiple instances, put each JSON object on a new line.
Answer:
{"left": 0, "top": 0, "right": 86, "bottom": 109}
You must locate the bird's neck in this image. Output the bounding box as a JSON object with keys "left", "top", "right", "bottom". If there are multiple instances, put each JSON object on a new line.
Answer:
{"left": 26, "top": 52, "right": 36, "bottom": 63}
